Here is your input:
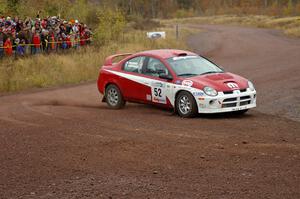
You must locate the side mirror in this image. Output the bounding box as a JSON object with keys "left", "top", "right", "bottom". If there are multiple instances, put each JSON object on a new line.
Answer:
{"left": 159, "top": 73, "right": 173, "bottom": 81}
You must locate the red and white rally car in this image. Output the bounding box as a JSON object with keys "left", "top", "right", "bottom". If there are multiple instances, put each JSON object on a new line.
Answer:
{"left": 97, "top": 49, "right": 256, "bottom": 117}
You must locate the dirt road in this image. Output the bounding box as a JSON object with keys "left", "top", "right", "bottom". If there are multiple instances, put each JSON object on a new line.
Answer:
{"left": 187, "top": 25, "right": 300, "bottom": 122}
{"left": 0, "top": 25, "right": 299, "bottom": 198}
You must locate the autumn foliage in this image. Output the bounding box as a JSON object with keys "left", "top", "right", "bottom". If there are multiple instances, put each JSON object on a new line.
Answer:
{"left": 1, "top": 0, "right": 300, "bottom": 22}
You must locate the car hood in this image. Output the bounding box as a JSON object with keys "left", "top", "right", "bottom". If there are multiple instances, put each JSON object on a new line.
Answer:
{"left": 184, "top": 72, "right": 249, "bottom": 91}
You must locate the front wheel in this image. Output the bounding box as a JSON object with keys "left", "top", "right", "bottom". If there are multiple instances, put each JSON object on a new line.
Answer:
{"left": 176, "top": 91, "right": 198, "bottom": 118}
{"left": 105, "top": 84, "right": 125, "bottom": 109}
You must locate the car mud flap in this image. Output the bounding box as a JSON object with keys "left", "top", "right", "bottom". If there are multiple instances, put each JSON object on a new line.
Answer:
{"left": 102, "top": 96, "right": 106, "bottom": 102}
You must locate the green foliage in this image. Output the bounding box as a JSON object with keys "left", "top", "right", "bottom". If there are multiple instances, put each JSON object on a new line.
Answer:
{"left": 129, "top": 16, "right": 161, "bottom": 30}
{"left": 11, "top": 0, "right": 69, "bottom": 19}
{"left": 283, "top": 0, "right": 294, "bottom": 15}
{"left": 0, "top": 0, "right": 6, "bottom": 15}
{"left": 44, "top": 0, "right": 69, "bottom": 17}
{"left": 177, "top": 0, "right": 193, "bottom": 9}
{"left": 6, "top": 0, "right": 19, "bottom": 14}
{"left": 174, "top": 9, "right": 196, "bottom": 18}
{"left": 67, "top": 0, "right": 90, "bottom": 23}
{"left": 1, "top": 0, "right": 300, "bottom": 20}
{"left": 94, "top": 9, "right": 126, "bottom": 45}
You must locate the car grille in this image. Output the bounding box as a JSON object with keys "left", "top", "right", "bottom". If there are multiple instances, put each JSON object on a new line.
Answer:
{"left": 222, "top": 103, "right": 237, "bottom": 108}
{"left": 222, "top": 95, "right": 252, "bottom": 108}
{"left": 240, "top": 101, "right": 251, "bottom": 106}
{"left": 223, "top": 97, "right": 237, "bottom": 102}
{"left": 223, "top": 89, "right": 247, "bottom": 95}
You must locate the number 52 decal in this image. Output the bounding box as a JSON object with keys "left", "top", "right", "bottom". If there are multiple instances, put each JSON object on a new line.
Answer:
{"left": 154, "top": 88, "right": 162, "bottom": 97}
{"left": 151, "top": 82, "right": 167, "bottom": 104}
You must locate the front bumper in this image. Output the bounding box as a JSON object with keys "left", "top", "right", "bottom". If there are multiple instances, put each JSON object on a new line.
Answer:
{"left": 195, "top": 88, "right": 256, "bottom": 113}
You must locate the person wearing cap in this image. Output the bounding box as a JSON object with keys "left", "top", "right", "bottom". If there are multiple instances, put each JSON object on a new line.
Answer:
{"left": 15, "top": 38, "right": 25, "bottom": 57}
{"left": 41, "top": 29, "right": 49, "bottom": 53}
{"left": 73, "top": 20, "right": 80, "bottom": 48}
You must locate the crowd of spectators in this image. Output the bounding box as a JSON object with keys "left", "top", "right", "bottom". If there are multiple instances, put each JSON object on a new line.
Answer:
{"left": 0, "top": 14, "right": 92, "bottom": 58}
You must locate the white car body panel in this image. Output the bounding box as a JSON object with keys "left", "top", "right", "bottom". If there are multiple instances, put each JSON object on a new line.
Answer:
{"left": 104, "top": 69, "right": 257, "bottom": 113}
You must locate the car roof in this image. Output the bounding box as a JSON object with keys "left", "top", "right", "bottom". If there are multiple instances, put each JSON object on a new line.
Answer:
{"left": 135, "top": 49, "right": 198, "bottom": 59}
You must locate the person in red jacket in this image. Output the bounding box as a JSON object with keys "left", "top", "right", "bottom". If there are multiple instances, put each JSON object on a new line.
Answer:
{"left": 4, "top": 37, "right": 13, "bottom": 56}
{"left": 66, "top": 35, "right": 71, "bottom": 49}
{"left": 32, "top": 31, "right": 41, "bottom": 54}
{"left": 80, "top": 30, "right": 85, "bottom": 46}
{"left": 49, "top": 31, "right": 56, "bottom": 53}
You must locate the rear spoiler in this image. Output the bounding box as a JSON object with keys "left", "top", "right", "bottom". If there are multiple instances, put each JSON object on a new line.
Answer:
{"left": 104, "top": 53, "right": 133, "bottom": 66}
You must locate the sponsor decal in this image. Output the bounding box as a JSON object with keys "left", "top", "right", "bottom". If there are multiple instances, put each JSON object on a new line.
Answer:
{"left": 182, "top": 80, "right": 193, "bottom": 87}
{"left": 227, "top": 82, "right": 239, "bottom": 89}
{"left": 147, "top": 32, "right": 166, "bottom": 39}
{"left": 173, "top": 56, "right": 197, "bottom": 61}
{"left": 151, "top": 82, "right": 164, "bottom": 88}
{"left": 153, "top": 97, "right": 166, "bottom": 104}
{"left": 175, "top": 80, "right": 182, "bottom": 85}
{"left": 193, "top": 91, "right": 204, "bottom": 96}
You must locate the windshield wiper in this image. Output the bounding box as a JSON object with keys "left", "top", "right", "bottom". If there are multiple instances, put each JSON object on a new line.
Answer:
{"left": 200, "top": 71, "right": 223, "bottom": 75}
{"left": 177, "top": 73, "right": 199, "bottom": 77}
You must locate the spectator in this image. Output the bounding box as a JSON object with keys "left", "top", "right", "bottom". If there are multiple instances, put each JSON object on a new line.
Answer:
{"left": 0, "top": 14, "right": 92, "bottom": 58}
{"left": 4, "top": 37, "right": 13, "bottom": 56}
{"left": 41, "top": 29, "right": 49, "bottom": 53}
{"left": 0, "top": 33, "right": 4, "bottom": 58}
{"left": 32, "top": 29, "right": 41, "bottom": 54}
{"left": 66, "top": 34, "right": 71, "bottom": 49}
{"left": 16, "top": 38, "right": 25, "bottom": 57}
{"left": 48, "top": 30, "right": 56, "bottom": 53}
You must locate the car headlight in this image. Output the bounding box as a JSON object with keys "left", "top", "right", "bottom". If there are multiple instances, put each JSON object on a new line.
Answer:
{"left": 248, "top": 81, "right": 255, "bottom": 91}
{"left": 203, "top": 86, "right": 218, "bottom": 97}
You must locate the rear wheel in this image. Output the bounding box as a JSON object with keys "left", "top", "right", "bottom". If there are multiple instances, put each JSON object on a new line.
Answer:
{"left": 105, "top": 84, "right": 125, "bottom": 109}
{"left": 176, "top": 91, "right": 198, "bottom": 118}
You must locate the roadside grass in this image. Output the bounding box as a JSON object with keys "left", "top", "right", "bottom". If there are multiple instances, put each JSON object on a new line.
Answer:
{"left": 0, "top": 27, "right": 195, "bottom": 93}
{"left": 161, "top": 15, "right": 300, "bottom": 38}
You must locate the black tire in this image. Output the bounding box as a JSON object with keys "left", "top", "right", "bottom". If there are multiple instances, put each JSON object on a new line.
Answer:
{"left": 105, "top": 84, "right": 125, "bottom": 109}
{"left": 176, "top": 91, "right": 198, "bottom": 118}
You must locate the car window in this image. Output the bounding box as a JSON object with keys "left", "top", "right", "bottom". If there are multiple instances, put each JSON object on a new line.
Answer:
{"left": 167, "top": 56, "right": 223, "bottom": 77}
{"left": 143, "top": 57, "right": 169, "bottom": 77}
{"left": 123, "top": 56, "right": 145, "bottom": 73}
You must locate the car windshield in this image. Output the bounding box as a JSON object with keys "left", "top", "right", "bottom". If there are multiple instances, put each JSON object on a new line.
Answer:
{"left": 167, "top": 56, "right": 223, "bottom": 77}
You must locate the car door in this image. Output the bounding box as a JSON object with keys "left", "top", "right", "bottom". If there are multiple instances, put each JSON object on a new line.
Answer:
{"left": 140, "top": 57, "right": 174, "bottom": 106}
{"left": 118, "top": 56, "right": 150, "bottom": 102}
